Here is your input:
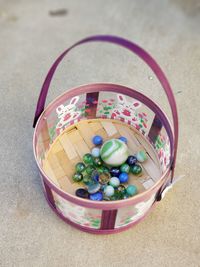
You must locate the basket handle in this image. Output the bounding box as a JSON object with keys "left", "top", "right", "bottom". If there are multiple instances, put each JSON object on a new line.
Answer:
{"left": 33, "top": 35, "right": 178, "bottom": 178}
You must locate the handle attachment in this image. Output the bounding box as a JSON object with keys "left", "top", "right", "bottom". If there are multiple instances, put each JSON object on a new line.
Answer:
{"left": 33, "top": 35, "right": 178, "bottom": 178}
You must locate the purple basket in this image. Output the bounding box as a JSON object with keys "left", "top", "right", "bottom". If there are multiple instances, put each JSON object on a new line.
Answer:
{"left": 33, "top": 35, "right": 178, "bottom": 234}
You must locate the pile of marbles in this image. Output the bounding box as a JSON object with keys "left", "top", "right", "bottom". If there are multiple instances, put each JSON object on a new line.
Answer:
{"left": 72, "top": 135, "right": 148, "bottom": 201}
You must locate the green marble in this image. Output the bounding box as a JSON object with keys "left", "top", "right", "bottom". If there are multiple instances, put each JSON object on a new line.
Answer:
{"left": 117, "top": 184, "right": 126, "bottom": 194}
{"left": 109, "top": 195, "right": 118, "bottom": 201}
{"left": 120, "top": 163, "right": 130, "bottom": 173}
{"left": 93, "top": 157, "right": 103, "bottom": 167}
{"left": 75, "top": 162, "right": 86, "bottom": 173}
{"left": 96, "top": 165, "right": 109, "bottom": 174}
{"left": 83, "top": 153, "right": 94, "bottom": 165}
{"left": 72, "top": 173, "right": 83, "bottom": 182}
{"left": 130, "top": 164, "right": 142, "bottom": 175}
{"left": 85, "top": 165, "right": 96, "bottom": 175}
{"left": 110, "top": 190, "right": 124, "bottom": 200}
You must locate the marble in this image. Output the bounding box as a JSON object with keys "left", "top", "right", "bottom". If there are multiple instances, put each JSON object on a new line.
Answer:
{"left": 112, "top": 185, "right": 126, "bottom": 200}
{"left": 126, "top": 155, "right": 137, "bottom": 166}
{"left": 104, "top": 185, "right": 115, "bottom": 197}
{"left": 117, "top": 185, "right": 126, "bottom": 194}
{"left": 75, "top": 188, "right": 89, "bottom": 199}
{"left": 136, "top": 150, "right": 148, "bottom": 162}
{"left": 97, "top": 166, "right": 110, "bottom": 174}
{"left": 91, "top": 171, "right": 99, "bottom": 182}
{"left": 109, "top": 177, "right": 120, "bottom": 187}
{"left": 110, "top": 167, "right": 120, "bottom": 177}
{"left": 120, "top": 163, "right": 130, "bottom": 173}
{"left": 119, "top": 172, "right": 129, "bottom": 183}
{"left": 126, "top": 185, "right": 138, "bottom": 196}
{"left": 99, "top": 172, "right": 111, "bottom": 185}
{"left": 85, "top": 165, "right": 95, "bottom": 175}
{"left": 92, "top": 135, "right": 103, "bottom": 145}
{"left": 100, "top": 139, "right": 129, "bottom": 166}
{"left": 89, "top": 192, "right": 103, "bottom": 201}
{"left": 130, "top": 164, "right": 142, "bottom": 175}
{"left": 91, "top": 147, "right": 100, "bottom": 157}
{"left": 118, "top": 136, "right": 128, "bottom": 144}
{"left": 83, "top": 153, "right": 94, "bottom": 165}
{"left": 93, "top": 157, "right": 102, "bottom": 167}
{"left": 75, "top": 162, "right": 86, "bottom": 173}
{"left": 72, "top": 173, "right": 83, "bottom": 182}
{"left": 87, "top": 183, "right": 101, "bottom": 194}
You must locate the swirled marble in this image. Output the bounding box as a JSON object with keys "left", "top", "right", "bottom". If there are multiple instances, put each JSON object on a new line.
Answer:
{"left": 100, "top": 139, "right": 129, "bottom": 166}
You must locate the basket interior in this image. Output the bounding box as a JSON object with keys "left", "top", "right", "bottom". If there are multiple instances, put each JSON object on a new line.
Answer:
{"left": 42, "top": 118, "right": 162, "bottom": 195}
{"left": 34, "top": 84, "right": 172, "bottom": 196}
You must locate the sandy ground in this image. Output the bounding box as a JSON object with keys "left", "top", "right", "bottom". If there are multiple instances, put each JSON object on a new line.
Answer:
{"left": 0, "top": 0, "right": 200, "bottom": 266}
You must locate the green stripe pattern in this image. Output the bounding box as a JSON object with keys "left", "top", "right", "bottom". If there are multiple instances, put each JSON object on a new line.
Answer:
{"left": 100, "top": 139, "right": 129, "bottom": 166}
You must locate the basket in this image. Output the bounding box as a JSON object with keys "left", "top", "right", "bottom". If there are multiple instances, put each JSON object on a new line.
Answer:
{"left": 33, "top": 35, "right": 178, "bottom": 234}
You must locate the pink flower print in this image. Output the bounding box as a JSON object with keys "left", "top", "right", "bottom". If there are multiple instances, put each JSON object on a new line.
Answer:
{"left": 122, "top": 109, "right": 131, "bottom": 117}
{"left": 133, "top": 102, "right": 140, "bottom": 107}
{"left": 143, "top": 122, "right": 147, "bottom": 128}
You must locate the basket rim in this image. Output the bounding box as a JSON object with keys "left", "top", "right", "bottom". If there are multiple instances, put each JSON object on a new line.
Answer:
{"left": 33, "top": 82, "right": 173, "bottom": 209}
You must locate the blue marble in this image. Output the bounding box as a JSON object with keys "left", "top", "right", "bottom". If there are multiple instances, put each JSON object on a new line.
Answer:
{"left": 118, "top": 136, "right": 128, "bottom": 144}
{"left": 126, "top": 155, "right": 137, "bottom": 166}
{"left": 119, "top": 172, "right": 129, "bottom": 183}
{"left": 75, "top": 188, "right": 89, "bottom": 199}
{"left": 92, "top": 135, "right": 103, "bottom": 145}
{"left": 91, "top": 171, "right": 99, "bottom": 182}
{"left": 110, "top": 167, "right": 120, "bottom": 177}
{"left": 89, "top": 192, "right": 103, "bottom": 201}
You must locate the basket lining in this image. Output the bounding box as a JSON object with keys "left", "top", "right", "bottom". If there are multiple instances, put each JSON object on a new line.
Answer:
{"left": 43, "top": 119, "right": 162, "bottom": 195}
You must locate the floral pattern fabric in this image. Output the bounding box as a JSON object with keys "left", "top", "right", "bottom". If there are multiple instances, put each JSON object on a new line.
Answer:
{"left": 97, "top": 93, "right": 149, "bottom": 135}
{"left": 115, "top": 194, "right": 156, "bottom": 228}
{"left": 154, "top": 133, "right": 170, "bottom": 171}
{"left": 54, "top": 193, "right": 101, "bottom": 229}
